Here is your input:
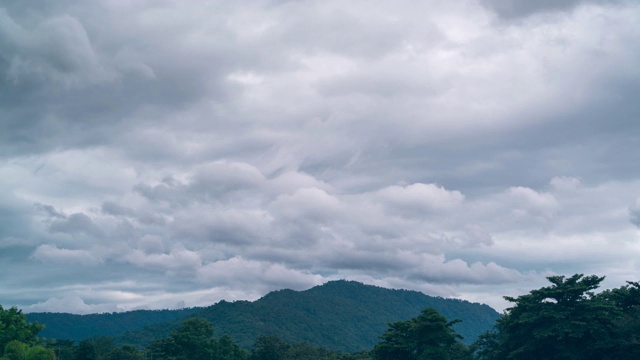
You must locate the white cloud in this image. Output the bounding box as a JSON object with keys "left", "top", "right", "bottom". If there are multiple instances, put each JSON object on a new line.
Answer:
{"left": 198, "top": 257, "right": 324, "bottom": 292}
{"left": 270, "top": 187, "right": 344, "bottom": 222}
{"left": 32, "top": 244, "right": 101, "bottom": 266}
{"left": 23, "top": 294, "right": 120, "bottom": 314}
{"left": 377, "top": 183, "right": 465, "bottom": 213}
{"left": 505, "top": 186, "right": 559, "bottom": 219}
{"left": 550, "top": 176, "right": 581, "bottom": 191}
{"left": 122, "top": 247, "right": 202, "bottom": 275}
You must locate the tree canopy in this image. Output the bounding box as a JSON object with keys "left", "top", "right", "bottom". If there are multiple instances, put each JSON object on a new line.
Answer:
{"left": 148, "top": 317, "right": 248, "bottom": 360}
{"left": 0, "top": 306, "right": 44, "bottom": 352}
{"left": 373, "top": 307, "right": 470, "bottom": 360}
{"left": 471, "top": 274, "right": 640, "bottom": 360}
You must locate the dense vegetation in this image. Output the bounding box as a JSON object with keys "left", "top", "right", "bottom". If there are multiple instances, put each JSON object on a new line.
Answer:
{"left": 30, "top": 281, "right": 499, "bottom": 351}
{"left": 3, "top": 304, "right": 468, "bottom": 360}
{"left": 5, "top": 274, "right": 639, "bottom": 359}
{"left": 27, "top": 309, "right": 200, "bottom": 342}
{"left": 372, "top": 307, "right": 471, "bottom": 360}
{"left": 0, "top": 305, "right": 55, "bottom": 360}
{"left": 471, "top": 274, "right": 640, "bottom": 360}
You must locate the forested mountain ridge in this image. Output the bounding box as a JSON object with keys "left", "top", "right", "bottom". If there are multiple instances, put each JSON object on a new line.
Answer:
{"left": 26, "top": 307, "right": 200, "bottom": 341}
{"left": 27, "top": 280, "right": 500, "bottom": 352}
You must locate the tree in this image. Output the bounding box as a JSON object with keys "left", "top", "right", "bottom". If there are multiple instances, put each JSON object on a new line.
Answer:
{"left": 596, "top": 281, "right": 640, "bottom": 359}
{"left": 44, "top": 339, "right": 75, "bottom": 360}
{"left": 169, "top": 318, "right": 214, "bottom": 360}
{"left": 0, "top": 306, "right": 44, "bottom": 354}
{"left": 106, "top": 345, "right": 143, "bottom": 360}
{"left": 372, "top": 308, "right": 468, "bottom": 360}
{"left": 147, "top": 318, "right": 244, "bottom": 360}
{"left": 3, "top": 340, "right": 29, "bottom": 360}
{"left": 472, "top": 274, "right": 625, "bottom": 360}
{"left": 249, "top": 336, "right": 290, "bottom": 360}
{"left": 215, "top": 334, "right": 248, "bottom": 360}
{"left": 75, "top": 340, "right": 97, "bottom": 360}
{"left": 1, "top": 342, "right": 55, "bottom": 360}
{"left": 25, "top": 346, "right": 55, "bottom": 360}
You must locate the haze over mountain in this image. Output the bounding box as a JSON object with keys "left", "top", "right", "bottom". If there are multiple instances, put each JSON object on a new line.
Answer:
{"left": 27, "top": 281, "right": 500, "bottom": 352}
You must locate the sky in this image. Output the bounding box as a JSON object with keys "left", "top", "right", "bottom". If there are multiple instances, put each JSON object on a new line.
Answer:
{"left": 1, "top": 0, "right": 640, "bottom": 314}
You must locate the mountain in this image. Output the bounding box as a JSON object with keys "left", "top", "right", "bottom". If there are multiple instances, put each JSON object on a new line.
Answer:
{"left": 26, "top": 307, "right": 200, "bottom": 341}
{"left": 28, "top": 281, "right": 500, "bottom": 352}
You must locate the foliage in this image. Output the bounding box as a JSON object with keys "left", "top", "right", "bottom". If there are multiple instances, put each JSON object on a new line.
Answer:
{"left": 25, "top": 346, "right": 56, "bottom": 360}
{"left": 0, "top": 306, "right": 50, "bottom": 360}
{"left": 27, "top": 309, "right": 200, "bottom": 342}
{"left": 148, "top": 318, "right": 248, "bottom": 360}
{"left": 372, "top": 308, "right": 471, "bottom": 360}
{"left": 1, "top": 341, "right": 55, "bottom": 360}
{"left": 119, "top": 281, "right": 499, "bottom": 352}
{"left": 471, "top": 274, "right": 640, "bottom": 360}
{"left": 0, "top": 306, "right": 44, "bottom": 353}
{"left": 3, "top": 340, "right": 29, "bottom": 360}
{"left": 594, "top": 281, "right": 640, "bottom": 359}
{"left": 216, "top": 334, "right": 247, "bottom": 360}
{"left": 249, "top": 335, "right": 349, "bottom": 360}
{"left": 249, "top": 336, "right": 290, "bottom": 360}
{"left": 336, "top": 351, "right": 373, "bottom": 360}
{"left": 106, "top": 345, "right": 143, "bottom": 360}
{"left": 75, "top": 337, "right": 116, "bottom": 360}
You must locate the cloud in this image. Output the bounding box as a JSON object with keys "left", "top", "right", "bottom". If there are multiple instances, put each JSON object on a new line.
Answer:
{"left": 459, "top": 224, "right": 494, "bottom": 247}
{"left": 377, "top": 183, "right": 465, "bottom": 214}
{"left": 505, "top": 186, "right": 559, "bottom": 219}
{"left": 49, "top": 213, "right": 104, "bottom": 238}
{"left": 32, "top": 244, "right": 101, "bottom": 266}
{"left": 4, "top": 13, "right": 113, "bottom": 87}
{"left": 198, "top": 257, "right": 324, "bottom": 292}
{"left": 408, "top": 255, "right": 525, "bottom": 285}
{"left": 270, "top": 187, "right": 344, "bottom": 222}
{"left": 122, "top": 247, "right": 202, "bottom": 277}
{"left": 2, "top": 0, "right": 640, "bottom": 314}
{"left": 23, "top": 294, "right": 119, "bottom": 314}
{"left": 629, "top": 197, "right": 640, "bottom": 228}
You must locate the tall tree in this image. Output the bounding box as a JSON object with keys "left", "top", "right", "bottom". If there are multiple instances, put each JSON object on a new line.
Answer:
{"left": 373, "top": 307, "right": 469, "bottom": 360}
{"left": 472, "top": 274, "right": 625, "bottom": 360}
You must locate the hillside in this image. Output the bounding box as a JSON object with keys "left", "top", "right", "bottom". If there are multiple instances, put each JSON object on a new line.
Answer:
{"left": 26, "top": 307, "right": 200, "bottom": 341}
{"left": 28, "top": 281, "right": 500, "bottom": 352}
{"left": 117, "top": 281, "right": 501, "bottom": 352}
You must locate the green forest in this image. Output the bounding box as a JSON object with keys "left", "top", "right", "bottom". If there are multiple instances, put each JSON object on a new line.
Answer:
{"left": 28, "top": 281, "right": 499, "bottom": 351}
{"left": 3, "top": 274, "right": 639, "bottom": 360}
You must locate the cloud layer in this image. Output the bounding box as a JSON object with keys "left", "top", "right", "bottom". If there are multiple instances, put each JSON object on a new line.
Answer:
{"left": 1, "top": 0, "right": 640, "bottom": 313}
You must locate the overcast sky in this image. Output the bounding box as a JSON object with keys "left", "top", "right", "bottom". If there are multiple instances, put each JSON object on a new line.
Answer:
{"left": 1, "top": 0, "right": 640, "bottom": 314}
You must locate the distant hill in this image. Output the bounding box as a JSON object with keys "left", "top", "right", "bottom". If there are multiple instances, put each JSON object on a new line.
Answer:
{"left": 28, "top": 281, "right": 500, "bottom": 352}
{"left": 27, "top": 307, "right": 200, "bottom": 341}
